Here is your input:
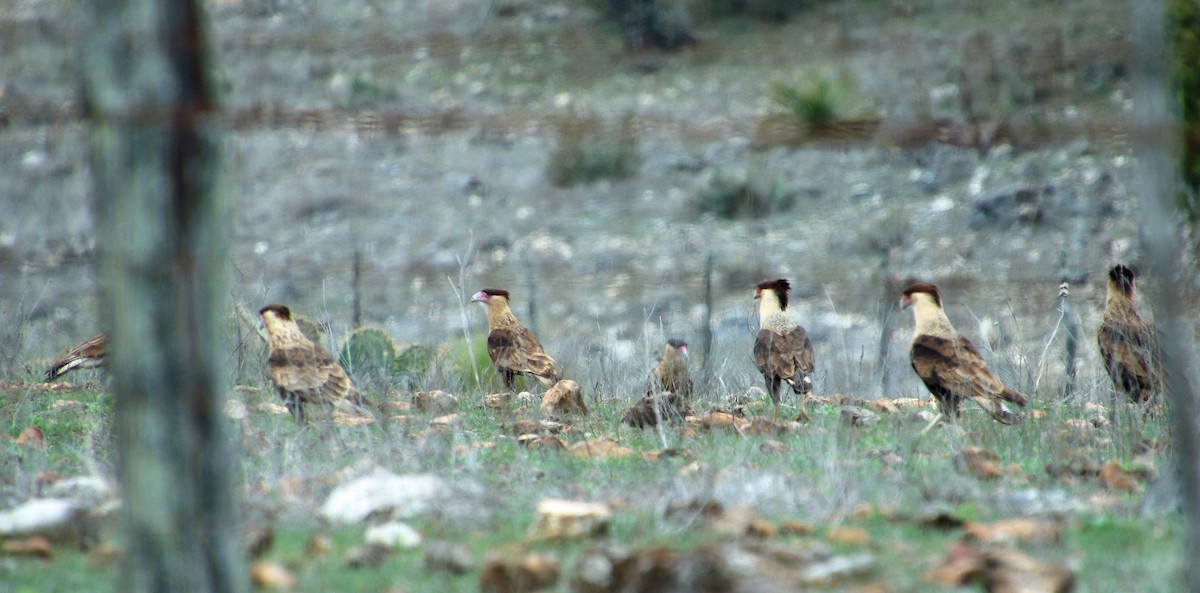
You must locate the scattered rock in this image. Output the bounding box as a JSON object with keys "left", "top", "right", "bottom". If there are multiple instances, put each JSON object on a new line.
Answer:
{"left": 0, "top": 498, "right": 84, "bottom": 544}
{"left": 43, "top": 476, "right": 115, "bottom": 512}
{"left": 694, "top": 412, "right": 745, "bottom": 432}
{"left": 345, "top": 542, "right": 392, "bottom": 569}
{"left": 540, "top": 380, "right": 587, "bottom": 416}
{"left": 621, "top": 392, "right": 688, "bottom": 428}
{"left": 518, "top": 434, "right": 567, "bottom": 450}
{"left": 424, "top": 541, "right": 472, "bottom": 575}
{"left": 969, "top": 185, "right": 1049, "bottom": 230}
{"left": 908, "top": 410, "right": 939, "bottom": 425}
{"left": 413, "top": 390, "right": 459, "bottom": 414}
{"left": 760, "top": 440, "right": 787, "bottom": 454}
{"left": 482, "top": 393, "right": 510, "bottom": 412}
{"left": 530, "top": 499, "right": 611, "bottom": 540}
{"left": 250, "top": 560, "right": 297, "bottom": 590}
{"left": 841, "top": 405, "right": 880, "bottom": 427}
{"left": 224, "top": 398, "right": 249, "bottom": 421}
{"left": 305, "top": 534, "right": 333, "bottom": 557}
{"left": 513, "top": 419, "right": 539, "bottom": 436}
{"left": 365, "top": 521, "right": 422, "bottom": 550}
{"left": 429, "top": 413, "right": 460, "bottom": 427}
{"left": 479, "top": 550, "right": 560, "bottom": 593}
{"left": 318, "top": 469, "right": 451, "bottom": 525}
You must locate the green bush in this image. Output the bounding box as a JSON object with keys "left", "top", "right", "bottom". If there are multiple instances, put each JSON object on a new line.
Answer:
{"left": 768, "top": 77, "right": 840, "bottom": 129}
{"left": 546, "top": 113, "right": 640, "bottom": 187}
{"left": 339, "top": 327, "right": 398, "bottom": 379}
{"left": 692, "top": 167, "right": 796, "bottom": 220}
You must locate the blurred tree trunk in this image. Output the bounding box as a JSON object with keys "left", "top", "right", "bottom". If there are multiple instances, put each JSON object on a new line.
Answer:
{"left": 81, "top": 0, "right": 246, "bottom": 592}
{"left": 1132, "top": 1, "right": 1200, "bottom": 590}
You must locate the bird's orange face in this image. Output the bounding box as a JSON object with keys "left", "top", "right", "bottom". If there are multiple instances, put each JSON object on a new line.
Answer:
{"left": 754, "top": 288, "right": 762, "bottom": 300}
{"left": 900, "top": 293, "right": 912, "bottom": 309}
{"left": 471, "top": 291, "right": 489, "bottom": 304}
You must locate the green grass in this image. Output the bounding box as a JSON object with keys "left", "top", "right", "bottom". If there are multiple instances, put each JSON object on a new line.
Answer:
{"left": 0, "top": 378, "right": 1184, "bottom": 592}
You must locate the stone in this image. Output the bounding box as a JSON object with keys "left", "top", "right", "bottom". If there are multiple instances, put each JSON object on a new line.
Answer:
{"left": 318, "top": 469, "right": 450, "bottom": 525}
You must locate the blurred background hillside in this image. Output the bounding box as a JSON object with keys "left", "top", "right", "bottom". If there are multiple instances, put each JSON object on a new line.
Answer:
{"left": 0, "top": 0, "right": 1184, "bottom": 400}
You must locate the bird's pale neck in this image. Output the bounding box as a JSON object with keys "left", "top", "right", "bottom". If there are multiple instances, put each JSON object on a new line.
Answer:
{"left": 485, "top": 298, "right": 521, "bottom": 329}
{"left": 758, "top": 292, "right": 794, "bottom": 333}
{"left": 1105, "top": 280, "right": 1141, "bottom": 320}
{"left": 910, "top": 296, "right": 955, "bottom": 339}
{"left": 264, "top": 317, "right": 309, "bottom": 349}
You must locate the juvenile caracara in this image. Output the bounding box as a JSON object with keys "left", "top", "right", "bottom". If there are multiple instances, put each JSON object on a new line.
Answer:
{"left": 647, "top": 338, "right": 693, "bottom": 398}
{"left": 901, "top": 283, "right": 1028, "bottom": 424}
{"left": 1098, "top": 264, "right": 1163, "bottom": 404}
{"left": 753, "top": 279, "right": 816, "bottom": 422}
{"left": 259, "top": 304, "right": 370, "bottom": 424}
{"left": 471, "top": 288, "right": 561, "bottom": 390}
{"left": 45, "top": 333, "right": 107, "bottom": 381}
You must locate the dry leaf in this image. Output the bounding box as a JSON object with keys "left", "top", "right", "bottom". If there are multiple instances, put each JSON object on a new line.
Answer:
{"left": 979, "top": 547, "right": 1075, "bottom": 593}
{"left": 957, "top": 447, "right": 1004, "bottom": 480}
{"left": 250, "top": 560, "right": 297, "bottom": 590}
{"left": 925, "top": 541, "right": 982, "bottom": 586}
{"left": 696, "top": 412, "right": 743, "bottom": 431}
{"left": 779, "top": 519, "right": 814, "bottom": 535}
{"left": 1099, "top": 460, "right": 1142, "bottom": 493}
{"left": 963, "top": 518, "right": 1062, "bottom": 544}
{"left": 305, "top": 534, "right": 333, "bottom": 557}
{"left": 872, "top": 399, "right": 900, "bottom": 413}
{"left": 568, "top": 438, "right": 633, "bottom": 460}
{"left": 16, "top": 426, "right": 45, "bottom": 449}
{"left": 827, "top": 526, "right": 872, "bottom": 547}
{"left": 345, "top": 543, "right": 392, "bottom": 569}
{"left": 2, "top": 536, "right": 53, "bottom": 558}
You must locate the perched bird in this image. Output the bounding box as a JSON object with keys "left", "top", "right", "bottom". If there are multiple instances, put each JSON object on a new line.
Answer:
{"left": 471, "top": 288, "right": 561, "bottom": 390}
{"left": 647, "top": 338, "right": 693, "bottom": 398}
{"left": 1098, "top": 264, "right": 1163, "bottom": 404}
{"left": 45, "top": 333, "right": 107, "bottom": 381}
{"left": 901, "top": 283, "right": 1028, "bottom": 424}
{"left": 259, "top": 304, "right": 370, "bottom": 424}
{"left": 753, "top": 279, "right": 816, "bottom": 422}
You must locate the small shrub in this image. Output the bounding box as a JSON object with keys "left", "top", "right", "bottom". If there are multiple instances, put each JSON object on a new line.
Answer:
{"left": 339, "top": 327, "right": 398, "bottom": 379}
{"left": 769, "top": 77, "right": 839, "bottom": 129}
{"left": 692, "top": 167, "right": 796, "bottom": 220}
{"left": 546, "top": 113, "right": 640, "bottom": 188}
{"left": 693, "top": 0, "right": 818, "bottom": 22}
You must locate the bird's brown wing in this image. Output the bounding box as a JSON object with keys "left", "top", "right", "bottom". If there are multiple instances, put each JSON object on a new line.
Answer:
{"left": 46, "top": 333, "right": 107, "bottom": 380}
{"left": 911, "top": 334, "right": 1025, "bottom": 422}
{"left": 1098, "top": 319, "right": 1163, "bottom": 402}
{"left": 754, "top": 327, "right": 814, "bottom": 391}
{"left": 648, "top": 358, "right": 693, "bottom": 397}
{"left": 268, "top": 344, "right": 354, "bottom": 404}
{"left": 488, "top": 325, "right": 560, "bottom": 386}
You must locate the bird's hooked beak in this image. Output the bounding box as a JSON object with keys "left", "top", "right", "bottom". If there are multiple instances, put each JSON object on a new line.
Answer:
{"left": 678, "top": 345, "right": 689, "bottom": 358}
{"left": 470, "top": 291, "right": 488, "bottom": 304}
{"left": 899, "top": 294, "right": 912, "bottom": 310}
{"left": 754, "top": 288, "right": 762, "bottom": 300}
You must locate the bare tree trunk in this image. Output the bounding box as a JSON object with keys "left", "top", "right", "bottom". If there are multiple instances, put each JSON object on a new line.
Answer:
{"left": 1132, "top": 1, "right": 1200, "bottom": 589}
{"left": 81, "top": 0, "right": 246, "bottom": 592}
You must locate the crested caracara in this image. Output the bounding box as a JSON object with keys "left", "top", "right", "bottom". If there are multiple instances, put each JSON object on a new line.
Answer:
{"left": 753, "top": 279, "right": 816, "bottom": 422}
{"left": 471, "top": 288, "right": 561, "bottom": 390}
{"left": 647, "top": 338, "right": 693, "bottom": 398}
{"left": 45, "top": 333, "right": 107, "bottom": 381}
{"left": 901, "top": 283, "right": 1028, "bottom": 424}
{"left": 1098, "top": 264, "right": 1163, "bottom": 404}
{"left": 259, "top": 304, "right": 371, "bottom": 424}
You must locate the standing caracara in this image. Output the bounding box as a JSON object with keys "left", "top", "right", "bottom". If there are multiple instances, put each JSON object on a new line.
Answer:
{"left": 471, "top": 288, "right": 561, "bottom": 390}
{"left": 647, "top": 338, "right": 693, "bottom": 398}
{"left": 1098, "top": 264, "right": 1163, "bottom": 404}
{"left": 259, "top": 304, "right": 370, "bottom": 424}
{"left": 753, "top": 279, "right": 816, "bottom": 422}
{"left": 901, "top": 283, "right": 1028, "bottom": 424}
{"left": 45, "top": 333, "right": 107, "bottom": 381}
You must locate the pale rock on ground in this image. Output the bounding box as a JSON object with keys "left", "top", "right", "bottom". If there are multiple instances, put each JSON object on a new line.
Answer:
{"left": 319, "top": 468, "right": 451, "bottom": 525}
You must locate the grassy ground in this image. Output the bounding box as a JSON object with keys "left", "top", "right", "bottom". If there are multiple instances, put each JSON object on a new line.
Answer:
{"left": 0, "top": 364, "right": 1182, "bottom": 592}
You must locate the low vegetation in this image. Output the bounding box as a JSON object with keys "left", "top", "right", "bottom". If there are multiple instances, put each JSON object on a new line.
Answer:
{"left": 545, "top": 113, "right": 640, "bottom": 188}
{"left": 0, "top": 352, "right": 1183, "bottom": 592}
